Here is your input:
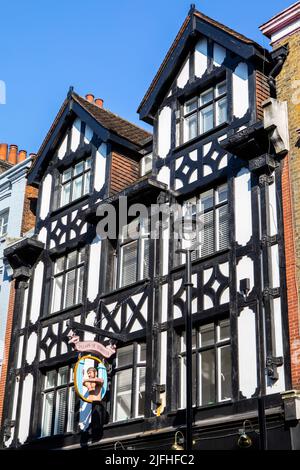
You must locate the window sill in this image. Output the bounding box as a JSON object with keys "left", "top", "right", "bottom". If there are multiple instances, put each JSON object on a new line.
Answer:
{"left": 100, "top": 277, "right": 150, "bottom": 300}
{"left": 171, "top": 247, "right": 230, "bottom": 274}
{"left": 104, "top": 417, "right": 145, "bottom": 429}
{"left": 50, "top": 193, "right": 91, "bottom": 217}
{"left": 42, "top": 303, "right": 83, "bottom": 321}
{"left": 174, "top": 121, "right": 228, "bottom": 154}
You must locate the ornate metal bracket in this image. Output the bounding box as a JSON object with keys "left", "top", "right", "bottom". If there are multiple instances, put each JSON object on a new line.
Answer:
{"left": 266, "top": 355, "right": 283, "bottom": 381}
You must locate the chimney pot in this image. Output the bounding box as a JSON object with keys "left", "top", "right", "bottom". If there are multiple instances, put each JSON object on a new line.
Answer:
{"left": 0, "top": 143, "right": 8, "bottom": 161}
{"left": 85, "top": 93, "right": 94, "bottom": 103}
{"left": 95, "top": 98, "right": 104, "bottom": 108}
{"left": 8, "top": 144, "right": 18, "bottom": 165}
{"left": 18, "top": 150, "right": 27, "bottom": 162}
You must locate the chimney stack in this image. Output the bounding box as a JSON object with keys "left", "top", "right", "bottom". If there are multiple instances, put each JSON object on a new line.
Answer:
{"left": 18, "top": 150, "right": 27, "bottom": 162}
{"left": 0, "top": 143, "right": 8, "bottom": 161}
{"left": 8, "top": 144, "right": 18, "bottom": 164}
{"left": 85, "top": 93, "right": 94, "bottom": 103}
{"left": 95, "top": 98, "right": 104, "bottom": 108}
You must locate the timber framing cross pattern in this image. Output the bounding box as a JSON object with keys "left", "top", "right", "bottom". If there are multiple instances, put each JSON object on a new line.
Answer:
{"left": 1, "top": 2, "right": 300, "bottom": 451}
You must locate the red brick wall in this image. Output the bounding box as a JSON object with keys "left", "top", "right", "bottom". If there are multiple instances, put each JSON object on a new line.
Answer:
{"left": 110, "top": 151, "right": 139, "bottom": 195}
{"left": 21, "top": 184, "right": 38, "bottom": 235}
{"left": 0, "top": 281, "right": 16, "bottom": 425}
{"left": 255, "top": 70, "right": 270, "bottom": 121}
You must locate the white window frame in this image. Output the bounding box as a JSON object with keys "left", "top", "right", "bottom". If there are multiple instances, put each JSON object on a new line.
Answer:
{"left": 0, "top": 209, "right": 9, "bottom": 237}
{"left": 59, "top": 157, "right": 92, "bottom": 208}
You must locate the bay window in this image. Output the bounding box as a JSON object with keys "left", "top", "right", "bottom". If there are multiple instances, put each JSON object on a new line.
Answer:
{"left": 118, "top": 217, "right": 150, "bottom": 288}
{"left": 50, "top": 248, "right": 85, "bottom": 313}
{"left": 177, "top": 81, "right": 227, "bottom": 145}
{"left": 178, "top": 319, "right": 231, "bottom": 408}
{"left": 113, "top": 342, "right": 146, "bottom": 422}
{"left": 41, "top": 366, "right": 75, "bottom": 437}
{"left": 59, "top": 157, "right": 91, "bottom": 208}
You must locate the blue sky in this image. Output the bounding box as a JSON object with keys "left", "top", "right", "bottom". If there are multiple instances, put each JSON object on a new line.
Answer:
{"left": 0, "top": 0, "right": 293, "bottom": 154}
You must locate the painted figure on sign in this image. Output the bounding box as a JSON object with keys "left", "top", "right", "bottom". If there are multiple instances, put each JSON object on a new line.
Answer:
{"left": 83, "top": 367, "right": 104, "bottom": 402}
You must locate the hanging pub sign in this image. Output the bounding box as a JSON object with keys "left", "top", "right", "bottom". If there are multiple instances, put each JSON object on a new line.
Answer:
{"left": 74, "top": 354, "right": 108, "bottom": 403}
{"left": 67, "top": 330, "right": 117, "bottom": 358}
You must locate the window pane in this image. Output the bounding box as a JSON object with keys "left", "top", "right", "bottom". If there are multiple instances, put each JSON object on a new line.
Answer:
{"left": 142, "top": 238, "right": 150, "bottom": 279}
{"left": 114, "top": 369, "right": 132, "bottom": 421}
{"left": 58, "top": 366, "right": 68, "bottom": 386}
{"left": 184, "top": 98, "right": 198, "bottom": 114}
{"left": 61, "top": 182, "right": 71, "bottom": 206}
{"left": 200, "top": 104, "right": 214, "bottom": 134}
{"left": 76, "top": 265, "right": 84, "bottom": 304}
{"left": 41, "top": 391, "right": 54, "bottom": 437}
{"left": 54, "top": 388, "right": 67, "bottom": 434}
{"left": 200, "top": 323, "right": 214, "bottom": 347}
{"left": 67, "top": 251, "right": 77, "bottom": 270}
{"left": 62, "top": 168, "right": 72, "bottom": 183}
{"left": 137, "top": 367, "right": 146, "bottom": 417}
{"left": 64, "top": 269, "right": 76, "bottom": 308}
{"left": 73, "top": 175, "right": 83, "bottom": 200}
{"left": 55, "top": 256, "right": 65, "bottom": 274}
{"left": 51, "top": 276, "right": 63, "bottom": 313}
{"left": 85, "top": 157, "right": 92, "bottom": 170}
{"left": 200, "top": 89, "right": 214, "bottom": 105}
{"left": 200, "top": 210, "right": 214, "bottom": 257}
{"left": 216, "top": 82, "right": 226, "bottom": 96}
{"left": 67, "top": 386, "right": 75, "bottom": 433}
{"left": 0, "top": 211, "right": 9, "bottom": 236}
{"left": 217, "top": 205, "right": 229, "bottom": 251}
{"left": 117, "top": 345, "right": 133, "bottom": 367}
{"left": 84, "top": 171, "right": 91, "bottom": 194}
{"left": 184, "top": 113, "right": 197, "bottom": 142}
{"left": 74, "top": 162, "right": 84, "bottom": 176}
{"left": 200, "top": 349, "right": 216, "bottom": 405}
{"left": 199, "top": 189, "right": 214, "bottom": 212}
{"left": 220, "top": 345, "right": 231, "bottom": 401}
{"left": 181, "top": 330, "right": 197, "bottom": 351}
{"left": 217, "top": 97, "right": 227, "bottom": 125}
{"left": 120, "top": 241, "right": 138, "bottom": 287}
{"left": 219, "top": 319, "right": 230, "bottom": 341}
{"left": 45, "top": 371, "right": 56, "bottom": 389}
{"left": 179, "top": 353, "right": 197, "bottom": 407}
{"left": 217, "top": 184, "right": 228, "bottom": 204}
{"left": 139, "top": 343, "right": 146, "bottom": 363}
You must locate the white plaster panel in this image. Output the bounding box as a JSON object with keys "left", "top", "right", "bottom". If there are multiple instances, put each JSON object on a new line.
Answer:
{"left": 157, "top": 165, "right": 170, "bottom": 188}
{"left": 236, "top": 256, "right": 254, "bottom": 293}
{"left": 37, "top": 226, "right": 47, "bottom": 244}
{"left": 268, "top": 178, "right": 278, "bottom": 236}
{"left": 158, "top": 106, "right": 172, "bottom": 159}
{"left": 17, "top": 336, "right": 24, "bottom": 369}
{"left": 232, "top": 62, "right": 249, "bottom": 118}
{"left": 238, "top": 307, "right": 257, "bottom": 398}
{"left": 20, "top": 287, "right": 29, "bottom": 329}
{"left": 84, "top": 125, "right": 93, "bottom": 144}
{"left": 161, "top": 283, "right": 168, "bottom": 323}
{"left": 87, "top": 236, "right": 101, "bottom": 301}
{"left": 204, "top": 295, "right": 213, "bottom": 310}
{"left": 234, "top": 168, "right": 252, "bottom": 245}
{"left": 94, "top": 143, "right": 107, "bottom": 192}
{"left": 18, "top": 374, "right": 33, "bottom": 444}
{"left": 162, "top": 215, "right": 170, "bottom": 275}
{"left": 271, "top": 244, "right": 280, "bottom": 288}
{"left": 57, "top": 134, "right": 68, "bottom": 160}
{"left": 160, "top": 331, "right": 167, "bottom": 385}
{"left": 267, "top": 298, "right": 285, "bottom": 394}
{"left": 177, "top": 58, "right": 189, "bottom": 89}
{"left": 40, "top": 174, "right": 52, "bottom": 220}
{"left": 11, "top": 377, "right": 20, "bottom": 421}
{"left": 70, "top": 117, "right": 81, "bottom": 152}
{"left": 195, "top": 37, "right": 208, "bottom": 78}
{"left": 213, "top": 43, "right": 226, "bottom": 67}
{"left": 26, "top": 332, "right": 37, "bottom": 365}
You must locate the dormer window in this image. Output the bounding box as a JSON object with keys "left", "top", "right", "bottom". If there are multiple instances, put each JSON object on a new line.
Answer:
{"left": 59, "top": 157, "right": 92, "bottom": 208}
{"left": 177, "top": 82, "right": 227, "bottom": 145}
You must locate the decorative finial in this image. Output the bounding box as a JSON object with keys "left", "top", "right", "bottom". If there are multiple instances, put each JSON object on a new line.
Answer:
{"left": 67, "top": 86, "right": 74, "bottom": 98}
{"left": 189, "top": 3, "right": 196, "bottom": 13}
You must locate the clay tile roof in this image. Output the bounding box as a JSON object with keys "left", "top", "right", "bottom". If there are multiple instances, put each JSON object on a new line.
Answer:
{"left": 73, "top": 93, "right": 151, "bottom": 146}
{"left": 138, "top": 9, "right": 264, "bottom": 113}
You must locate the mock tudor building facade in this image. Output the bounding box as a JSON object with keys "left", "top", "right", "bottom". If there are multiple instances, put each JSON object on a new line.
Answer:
{"left": 1, "top": 5, "right": 300, "bottom": 450}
